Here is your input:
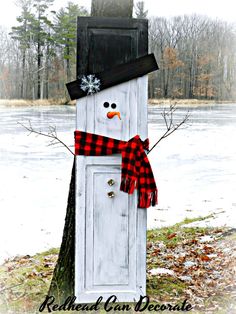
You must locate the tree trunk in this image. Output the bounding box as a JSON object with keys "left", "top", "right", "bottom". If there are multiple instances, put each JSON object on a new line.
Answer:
{"left": 49, "top": 0, "right": 134, "bottom": 301}
{"left": 37, "top": 42, "right": 41, "bottom": 99}
{"left": 49, "top": 159, "right": 75, "bottom": 301}
{"left": 91, "top": 0, "right": 133, "bottom": 17}
{"left": 21, "top": 51, "right": 26, "bottom": 99}
{"left": 45, "top": 43, "right": 50, "bottom": 99}
{"left": 66, "top": 42, "right": 70, "bottom": 82}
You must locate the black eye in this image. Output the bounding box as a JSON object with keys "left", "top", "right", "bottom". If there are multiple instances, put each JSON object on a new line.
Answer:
{"left": 111, "top": 103, "right": 117, "bottom": 109}
{"left": 103, "top": 102, "right": 109, "bottom": 108}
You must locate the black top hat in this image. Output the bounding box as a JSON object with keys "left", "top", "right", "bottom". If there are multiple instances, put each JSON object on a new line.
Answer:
{"left": 66, "top": 53, "right": 158, "bottom": 100}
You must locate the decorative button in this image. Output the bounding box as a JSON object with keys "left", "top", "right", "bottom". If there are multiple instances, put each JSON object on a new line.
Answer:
{"left": 107, "top": 191, "right": 115, "bottom": 198}
{"left": 107, "top": 179, "right": 115, "bottom": 186}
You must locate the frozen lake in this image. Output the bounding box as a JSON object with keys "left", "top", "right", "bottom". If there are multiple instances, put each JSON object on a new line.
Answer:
{"left": 0, "top": 103, "right": 236, "bottom": 262}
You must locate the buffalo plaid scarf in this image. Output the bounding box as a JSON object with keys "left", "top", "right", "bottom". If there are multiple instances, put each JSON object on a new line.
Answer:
{"left": 74, "top": 131, "right": 157, "bottom": 208}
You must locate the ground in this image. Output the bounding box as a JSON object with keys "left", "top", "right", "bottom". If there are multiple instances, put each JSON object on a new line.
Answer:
{"left": 0, "top": 217, "right": 235, "bottom": 314}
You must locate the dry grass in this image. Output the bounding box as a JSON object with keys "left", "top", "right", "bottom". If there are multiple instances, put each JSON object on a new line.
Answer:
{"left": 149, "top": 98, "right": 236, "bottom": 106}
{"left": 0, "top": 98, "right": 76, "bottom": 107}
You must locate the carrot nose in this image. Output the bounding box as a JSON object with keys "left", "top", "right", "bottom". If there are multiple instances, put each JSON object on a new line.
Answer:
{"left": 107, "top": 111, "right": 121, "bottom": 120}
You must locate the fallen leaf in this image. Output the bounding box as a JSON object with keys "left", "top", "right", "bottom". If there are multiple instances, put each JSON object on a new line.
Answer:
{"left": 200, "top": 255, "right": 211, "bottom": 262}
{"left": 167, "top": 233, "right": 177, "bottom": 239}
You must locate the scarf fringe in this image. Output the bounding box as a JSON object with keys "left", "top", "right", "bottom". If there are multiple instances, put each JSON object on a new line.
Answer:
{"left": 120, "top": 177, "right": 136, "bottom": 194}
{"left": 138, "top": 190, "right": 158, "bottom": 208}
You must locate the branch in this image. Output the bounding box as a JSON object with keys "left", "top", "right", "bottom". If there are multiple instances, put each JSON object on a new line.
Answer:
{"left": 147, "top": 104, "right": 190, "bottom": 154}
{"left": 17, "top": 120, "right": 75, "bottom": 156}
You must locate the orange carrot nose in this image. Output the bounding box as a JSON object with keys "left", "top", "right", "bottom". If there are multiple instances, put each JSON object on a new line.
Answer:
{"left": 107, "top": 111, "right": 121, "bottom": 120}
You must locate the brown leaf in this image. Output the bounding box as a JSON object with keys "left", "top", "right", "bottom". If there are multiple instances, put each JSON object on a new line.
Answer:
{"left": 27, "top": 271, "right": 38, "bottom": 279}
{"left": 167, "top": 233, "right": 177, "bottom": 239}
{"left": 151, "top": 248, "right": 161, "bottom": 256}
{"left": 177, "top": 257, "right": 186, "bottom": 263}
{"left": 190, "top": 250, "right": 199, "bottom": 256}
{"left": 203, "top": 245, "right": 215, "bottom": 254}
{"left": 200, "top": 255, "right": 211, "bottom": 262}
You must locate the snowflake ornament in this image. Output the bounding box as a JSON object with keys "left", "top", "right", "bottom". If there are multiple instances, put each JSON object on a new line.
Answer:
{"left": 80, "top": 74, "right": 101, "bottom": 95}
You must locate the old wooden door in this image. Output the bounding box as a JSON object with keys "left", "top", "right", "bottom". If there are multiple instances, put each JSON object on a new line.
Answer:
{"left": 75, "top": 17, "right": 148, "bottom": 303}
{"left": 75, "top": 78, "right": 148, "bottom": 303}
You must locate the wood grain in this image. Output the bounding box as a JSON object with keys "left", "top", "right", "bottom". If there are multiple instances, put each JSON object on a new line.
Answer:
{"left": 75, "top": 78, "right": 148, "bottom": 302}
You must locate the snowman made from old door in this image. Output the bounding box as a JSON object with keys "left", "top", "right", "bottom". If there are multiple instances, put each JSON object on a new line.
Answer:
{"left": 75, "top": 76, "right": 148, "bottom": 303}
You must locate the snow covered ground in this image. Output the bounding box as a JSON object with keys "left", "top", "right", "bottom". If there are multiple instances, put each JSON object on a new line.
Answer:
{"left": 0, "top": 103, "right": 235, "bottom": 263}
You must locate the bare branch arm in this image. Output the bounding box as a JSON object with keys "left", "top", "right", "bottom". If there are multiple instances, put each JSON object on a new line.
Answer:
{"left": 17, "top": 121, "right": 75, "bottom": 156}
{"left": 147, "top": 105, "right": 190, "bottom": 155}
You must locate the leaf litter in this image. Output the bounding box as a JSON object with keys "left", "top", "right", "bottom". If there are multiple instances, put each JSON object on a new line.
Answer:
{"left": 0, "top": 219, "right": 235, "bottom": 313}
{"left": 147, "top": 220, "right": 236, "bottom": 313}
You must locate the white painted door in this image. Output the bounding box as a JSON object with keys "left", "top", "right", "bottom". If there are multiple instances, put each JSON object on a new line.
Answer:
{"left": 75, "top": 77, "right": 148, "bottom": 302}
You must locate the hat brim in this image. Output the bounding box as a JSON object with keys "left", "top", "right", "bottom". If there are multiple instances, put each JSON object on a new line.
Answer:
{"left": 66, "top": 53, "right": 158, "bottom": 100}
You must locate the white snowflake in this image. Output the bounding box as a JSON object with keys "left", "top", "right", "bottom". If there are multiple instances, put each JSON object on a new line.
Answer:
{"left": 80, "top": 74, "right": 101, "bottom": 95}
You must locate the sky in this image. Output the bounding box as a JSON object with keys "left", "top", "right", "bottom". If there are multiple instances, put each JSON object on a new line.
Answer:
{"left": 0, "top": 0, "right": 236, "bottom": 30}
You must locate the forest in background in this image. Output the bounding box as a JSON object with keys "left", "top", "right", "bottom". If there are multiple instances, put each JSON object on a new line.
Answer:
{"left": 0, "top": 0, "right": 235, "bottom": 101}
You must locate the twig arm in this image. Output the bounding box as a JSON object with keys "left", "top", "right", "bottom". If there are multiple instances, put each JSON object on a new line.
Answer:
{"left": 147, "top": 105, "right": 190, "bottom": 155}
{"left": 17, "top": 121, "right": 75, "bottom": 156}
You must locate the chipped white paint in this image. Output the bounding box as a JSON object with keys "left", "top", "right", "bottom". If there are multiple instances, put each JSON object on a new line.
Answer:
{"left": 75, "top": 76, "right": 148, "bottom": 303}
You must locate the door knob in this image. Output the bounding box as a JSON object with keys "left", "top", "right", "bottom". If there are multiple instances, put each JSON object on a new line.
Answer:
{"left": 107, "top": 191, "right": 115, "bottom": 198}
{"left": 107, "top": 179, "right": 115, "bottom": 186}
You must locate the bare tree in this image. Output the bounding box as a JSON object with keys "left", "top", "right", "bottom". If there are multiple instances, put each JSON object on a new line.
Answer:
{"left": 135, "top": 1, "right": 148, "bottom": 19}
{"left": 2, "top": 8, "right": 236, "bottom": 101}
{"left": 148, "top": 15, "right": 236, "bottom": 100}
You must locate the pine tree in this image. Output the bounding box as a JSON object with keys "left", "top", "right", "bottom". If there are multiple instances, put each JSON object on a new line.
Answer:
{"left": 10, "top": 0, "right": 34, "bottom": 98}
{"left": 30, "top": 0, "right": 54, "bottom": 99}
{"left": 53, "top": 2, "right": 88, "bottom": 82}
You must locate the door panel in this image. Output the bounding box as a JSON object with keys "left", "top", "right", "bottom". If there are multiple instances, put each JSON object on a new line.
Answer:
{"left": 77, "top": 17, "right": 148, "bottom": 76}
{"left": 86, "top": 165, "right": 135, "bottom": 290}
{"left": 75, "top": 157, "right": 145, "bottom": 302}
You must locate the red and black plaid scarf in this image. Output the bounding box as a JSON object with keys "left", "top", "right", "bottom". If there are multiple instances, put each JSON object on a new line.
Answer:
{"left": 74, "top": 131, "right": 158, "bottom": 208}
